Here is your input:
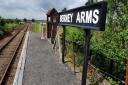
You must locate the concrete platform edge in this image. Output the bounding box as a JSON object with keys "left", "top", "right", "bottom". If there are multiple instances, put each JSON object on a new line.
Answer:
{"left": 13, "top": 31, "right": 29, "bottom": 85}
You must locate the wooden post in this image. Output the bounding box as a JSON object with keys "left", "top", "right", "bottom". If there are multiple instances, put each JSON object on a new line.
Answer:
{"left": 125, "top": 60, "right": 128, "bottom": 85}
{"left": 73, "top": 42, "right": 77, "bottom": 74}
{"left": 74, "top": 51, "right": 76, "bottom": 74}
{"left": 81, "top": 29, "right": 91, "bottom": 85}
{"left": 62, "top": 25, "right": 66, "bottom": 63}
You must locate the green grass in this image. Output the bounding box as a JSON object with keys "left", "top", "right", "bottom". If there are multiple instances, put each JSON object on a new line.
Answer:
{"left": 4, "top": 23, "right": 19, "bottom": 32}
{"left": 32, "top": 22, "right": 41, "bottom": 32}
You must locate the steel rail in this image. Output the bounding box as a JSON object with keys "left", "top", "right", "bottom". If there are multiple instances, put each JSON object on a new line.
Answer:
{"left": 0, "top": 23, "right": 30, "bottom": 85}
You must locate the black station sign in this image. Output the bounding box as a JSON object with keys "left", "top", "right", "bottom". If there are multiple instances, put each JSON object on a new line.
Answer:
{"left": 59, "top": 1, "right": 107, "bottom": 31}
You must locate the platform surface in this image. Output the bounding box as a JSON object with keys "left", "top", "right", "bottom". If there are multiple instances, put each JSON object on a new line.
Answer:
{"left": 22, "top": 32, "right": 80, "bottom": 85}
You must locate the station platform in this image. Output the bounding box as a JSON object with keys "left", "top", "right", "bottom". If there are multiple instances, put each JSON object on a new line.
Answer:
{"left": 22, "top": 32, "right": 80, "bottom": 85}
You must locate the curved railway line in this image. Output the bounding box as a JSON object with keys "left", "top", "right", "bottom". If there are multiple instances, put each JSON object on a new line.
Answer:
{"left": 0, "top": 23, "right": 31, "bottom": 85}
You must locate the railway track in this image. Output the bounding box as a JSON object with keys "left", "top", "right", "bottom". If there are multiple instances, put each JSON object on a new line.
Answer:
{"left": 0, "top": 23, "right": 31, "bottom": 85}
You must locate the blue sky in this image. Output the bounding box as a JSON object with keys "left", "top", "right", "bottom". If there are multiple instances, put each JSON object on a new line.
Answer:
{"left": 0, "top": 0, "right": 87, "bottom": 20}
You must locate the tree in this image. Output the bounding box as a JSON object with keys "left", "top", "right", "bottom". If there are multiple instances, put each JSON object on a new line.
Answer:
{"left": 0, "top": 19, "right": 6, "bottom": 26}
{"left": 15, "top": 18, "right": 20, "bottom": 24}
{"left": 31, "top": 18, "right": 35, "bottom": 22}
{"left": 23, "top": 18, "right": 27, "bottom": 22}
{"left": 62, "top": 8, "right": 67, "bottom": 12}
{"left": 91, "top": 0, "right": 128, "bottom": 82}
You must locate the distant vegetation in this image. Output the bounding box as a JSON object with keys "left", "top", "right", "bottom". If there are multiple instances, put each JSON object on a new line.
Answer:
{"left": 32, "top": 22, "right": 41, "bottom": 32}
{"left": 0, "top": 16, "right": 22, "bottom": 36}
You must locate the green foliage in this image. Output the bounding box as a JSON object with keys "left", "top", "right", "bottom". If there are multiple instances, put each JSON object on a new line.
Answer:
{"left": 91, "top": 26, "right": 128, "bottom": 61}
{"left": 32, "top": 22, "right": 41, "bottom": 32}
{"left": 0, "top": 30, "right": 4, "bottom": 36}
{"left": 23, "top": 18, "right": 27, "bottom": 22}
{"left": 32, "top": 19, "right": 35, "bottom": 22}
{"left": 65, "top": 26, "right": 85, "bottom": 45}
{"left": 0, "top": 19, "right": 6, "bottom": 26}
{"left": 106, "top": 77, "right": 120, "bottom": 85}
{"left": 15, "top": 18, "right": 20, "bottom": 24}
{"left": 90, "top": 0, "right": 128, "bottom": 82}
{"left": 0, "top": 16, "right": 21, "bottom": 37}
{"left": 75, "top": 52, "right": 84, "bottom": 66}
{"left": 0, "top": 26, "right": 5, "bottom": 36}
{"left": 65, "top": 26, "right": 85, "bottom": 66}
{"left": 4, "top": 23, "right": 19, "bottom": 32}
{"left": 63, "top": 0, "right": 128, "bottom": 83}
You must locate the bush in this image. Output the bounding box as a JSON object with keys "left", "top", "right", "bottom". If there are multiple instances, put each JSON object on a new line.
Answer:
{"left": 0, "top": 30, "right": 4, "bottom": 36}
{"left": 0, "top": 19, "right": 6, "bottom": 26}
{"left": 4, "top": 23, "right": 18, "bottom": 32}
{"left": 65, "top": 26, "right": 85, "bottom": 46}
{"left": 106, "top": 77, "right": 120, "bottom": 85}
{"left": 76, "top": 52, "right": 84, "bottom": 66}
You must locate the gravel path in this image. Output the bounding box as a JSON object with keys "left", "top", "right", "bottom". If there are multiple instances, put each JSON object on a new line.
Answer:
{"left": 22, "top": 32, "right": 80, "bottom": 85}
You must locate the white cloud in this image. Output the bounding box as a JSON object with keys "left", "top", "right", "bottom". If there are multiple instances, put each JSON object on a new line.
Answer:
{"left": 0, "top": 0, "right": 87, "bottom": 20}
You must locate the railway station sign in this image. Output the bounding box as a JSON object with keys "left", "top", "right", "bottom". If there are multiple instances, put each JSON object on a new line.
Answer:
{"left": 57, "top": 1, "right": 107, "bottom": 85}
{"left": 59, "top": 1, "right": 107, "bottom": 31}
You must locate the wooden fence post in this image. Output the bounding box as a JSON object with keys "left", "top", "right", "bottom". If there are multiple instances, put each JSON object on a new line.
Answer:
{"left": 62, "top": 25, "right": 66, "bottom": 63}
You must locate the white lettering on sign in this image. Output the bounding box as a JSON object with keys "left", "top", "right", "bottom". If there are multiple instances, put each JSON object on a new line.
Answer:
{"left": 93, "top": 9, "right": 99, "bottom": 24}
{"left": 60, "top": 13, "right": 73, "bottom": 23}
{"left": 76, "top": 12, "right": 81, "bottom": 23}
{"left": 86, "top": 10, "right": 92, "bottom": 23}
{"left": 81, "top": 11, "right": 86, "bottom": 23}
{"left": 76, "top": 9, "right": 99, "bottom": 24}
{"left": 60, "top": 9, "right": 99, "bottom": 24}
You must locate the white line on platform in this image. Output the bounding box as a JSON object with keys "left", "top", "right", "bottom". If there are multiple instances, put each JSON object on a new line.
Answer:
{"left": 13, "top": 31, "right": 29, "bottom": 85}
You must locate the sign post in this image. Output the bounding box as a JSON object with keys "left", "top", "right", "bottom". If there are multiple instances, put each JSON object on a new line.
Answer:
{"left": 62, "top": 25, "right": 66, "bottom": 63}
{"left": 58, "top": 1, "right": 107, "bottom": 85}
{"left": 82, "top": 29, "right": 91, "bottom": 85}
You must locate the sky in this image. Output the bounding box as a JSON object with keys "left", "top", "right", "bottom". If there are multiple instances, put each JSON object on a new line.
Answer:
{"left": 0, "top": 0, "right": 88, "bottom": 20}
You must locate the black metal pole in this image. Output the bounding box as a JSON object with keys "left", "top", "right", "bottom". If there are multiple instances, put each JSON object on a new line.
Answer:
{"left": 62, "top": 25, "right": 66, "bottom": 63}
{"left": 81, "top": 29, "right": 91, "bottom": 85}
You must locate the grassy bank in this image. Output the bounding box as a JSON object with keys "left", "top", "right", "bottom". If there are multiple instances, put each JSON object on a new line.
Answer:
{"left": 4, "top": 23, "right": 19, "bottom": 32}
{"left": 32, "top": 22, "right": 41, "bottom": 32}
{"left": 0, "top": 22, "right": 20, "bottom": 36}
